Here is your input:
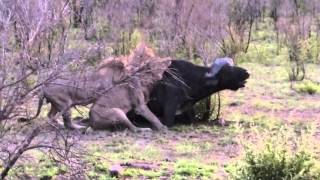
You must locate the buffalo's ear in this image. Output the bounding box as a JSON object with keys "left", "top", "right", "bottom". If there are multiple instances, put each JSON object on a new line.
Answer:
{"left": 205, "top": 78, "right": 218, "bottom": 86}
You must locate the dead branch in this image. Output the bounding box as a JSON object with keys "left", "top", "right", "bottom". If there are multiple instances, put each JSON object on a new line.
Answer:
{"left": 0, "top": 126, "right": 40, "bottom": 179}
{"left": 120, "top": 162, "right": 159, "bottom": 170}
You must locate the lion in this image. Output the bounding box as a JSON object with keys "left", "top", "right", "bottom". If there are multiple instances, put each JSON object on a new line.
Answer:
{"left": 19, "top": 43, "right": 169, "bottom": 131}
{"left": 88, "top": 57, "right": 170, "bottom": 132}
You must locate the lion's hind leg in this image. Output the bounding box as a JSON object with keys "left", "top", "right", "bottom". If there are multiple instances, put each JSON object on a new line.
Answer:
{"left": 89, "top": 107, "right": 151, "bottom": 132}
{"left": 135, "top": 104, "right": 167, "bottom": 131}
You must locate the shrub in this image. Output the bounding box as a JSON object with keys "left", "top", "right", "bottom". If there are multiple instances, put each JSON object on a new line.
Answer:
{"left": 227, "top": 143, "right": 320, "bottom": 180}
{"left": 95, "top": 18, "right": 110, "bottom": 40}
{"left": 302, "top": 32, "right": 320, "bottom": 64}
{"left": 295, "top": 80, "right": 320, "bottom": 95}
{"left": 113, "top": 29, "right": 143, "bottom": 56}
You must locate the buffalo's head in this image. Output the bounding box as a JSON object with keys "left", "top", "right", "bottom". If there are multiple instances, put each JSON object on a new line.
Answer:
{"left": 205, "top": 57, "right": 250, "bottom": 91}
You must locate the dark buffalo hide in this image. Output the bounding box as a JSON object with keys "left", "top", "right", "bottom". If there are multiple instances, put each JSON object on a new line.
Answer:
{"left": 129, "top": 59, "right": 250, "bottom": 127}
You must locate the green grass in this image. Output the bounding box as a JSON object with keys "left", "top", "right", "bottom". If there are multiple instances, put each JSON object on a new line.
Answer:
{"left": 226, "top": 111, "right": 283, "bottom": 132}
{"left": 71, "top": 106, "right": 90, "bottom": 119}
{"left": 291, "top": 120, "right": 317, "bottom": 136}
{"left": 7, "top": 155, "right": 65, "bottom": 179}
{"left": 87, "top": 170, "right": 116, "bottom": 180}
{"left": 175, "top": 141, "right": 213, "bottom": 155}
{"left": 173, "top": 159, "right": 216, "bottom": 180}
{"left": 122, "top": 168, "right": 163, "bottom": 179}
{"left": 283, "top": 97, "right": 320, "bottom": 112}
{"left": 251, "top": 98, "right": 284, "bottom": 111}
{"left": 237, "top": 20, "right": 288, "bottom": 66}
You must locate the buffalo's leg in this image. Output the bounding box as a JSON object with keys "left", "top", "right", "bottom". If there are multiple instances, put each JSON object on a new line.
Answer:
{"left": 162, "top": 101, "right": 179, "bottom": 127}
{"left": 135, "top": 105, "right": 167, "bottom": 131}
{"left": 177, "top": 109, "right": 196, "bottom": 125}
{"left": 90, "top": 108, "right": 151, "bottom": 132}
{"left": 159, "top": 87, "right": 182, "bottom": 126}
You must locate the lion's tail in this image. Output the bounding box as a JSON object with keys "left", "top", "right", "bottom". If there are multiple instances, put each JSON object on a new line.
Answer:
{"left": 18, "top": 92, "right": 45, "bottom": 122}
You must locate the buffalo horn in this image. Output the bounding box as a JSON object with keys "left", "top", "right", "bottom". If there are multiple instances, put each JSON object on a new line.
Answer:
{"left": 205, "top": 57, "right": 234, "bottom": 77}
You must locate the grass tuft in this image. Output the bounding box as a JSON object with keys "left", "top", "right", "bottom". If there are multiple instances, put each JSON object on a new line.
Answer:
{"left": 173, "top": 159, "right": 216, "bottom": 180}
{"left": 295, "top": 80, "right": 320, "bottom": 95}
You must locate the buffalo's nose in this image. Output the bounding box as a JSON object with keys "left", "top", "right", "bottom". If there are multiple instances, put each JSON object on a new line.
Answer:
{"left": 245, "top": 70, "right": 250, "bottom": 78}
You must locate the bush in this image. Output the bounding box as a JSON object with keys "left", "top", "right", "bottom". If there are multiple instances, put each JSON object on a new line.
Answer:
{"left": 113, "top": 29, "right": 143, "bottom": 55}
{"left": 237, "top": 40, "right": 288, "bottom": 65}
{"left": 227, "top": 143, "right": 320, "bottom": 180}
{"left": 95, "top": 18, "right": 110, "bottom": 40}
{"left": 295, "top": 80, "right": 320, "bottom": 95}
{"left": 302, "top": 32, "right": 320, "bottom": 64}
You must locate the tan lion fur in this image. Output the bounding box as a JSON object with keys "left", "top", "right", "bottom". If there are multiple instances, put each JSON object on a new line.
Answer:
{"left": 89, "top": 42, "right": 170, "bottom": 131}
{"left": 20, "top": 42, "right": 170, "bottom": 131}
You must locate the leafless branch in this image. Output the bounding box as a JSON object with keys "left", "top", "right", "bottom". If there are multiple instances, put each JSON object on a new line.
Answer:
{"left": 1, "top": 126, "right": 40, "bottom": 179}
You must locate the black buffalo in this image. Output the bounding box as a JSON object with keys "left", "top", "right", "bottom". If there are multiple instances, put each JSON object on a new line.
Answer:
{"left": 131, "top": 58, "right": 250, "bottom": 127}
